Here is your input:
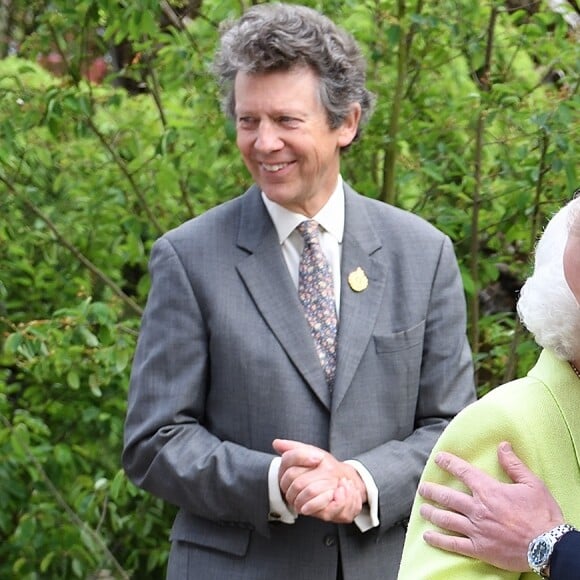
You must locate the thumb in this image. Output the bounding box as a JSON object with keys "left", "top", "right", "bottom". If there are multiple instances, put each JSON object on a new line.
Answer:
{"left": 497, "top": 442, "right": 539, "bottom": 485}
{"left": 272, "top": 438, "right": 300, "bottom": 454}
{"left": 272, "top": 438, "right": 322, "bottom": 456}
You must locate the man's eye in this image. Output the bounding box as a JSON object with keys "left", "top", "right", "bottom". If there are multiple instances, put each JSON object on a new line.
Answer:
{"left": 279, "top": 116, "right": 299, "bottom": 126}
{"left": 237, "top": 117, "right": 257, "bottom": 127}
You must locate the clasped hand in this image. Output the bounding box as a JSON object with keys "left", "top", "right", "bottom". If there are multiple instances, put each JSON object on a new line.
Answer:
{"left": 272, "top": 439, "right": 367, "bottom": 523}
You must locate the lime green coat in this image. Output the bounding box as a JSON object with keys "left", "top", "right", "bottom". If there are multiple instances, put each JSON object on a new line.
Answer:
{"left": 398, "top": 349, "right": 580, "bottom": 579}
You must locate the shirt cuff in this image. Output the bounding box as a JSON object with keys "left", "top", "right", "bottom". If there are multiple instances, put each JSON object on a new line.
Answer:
{"left": 268, "top": 457, "right": 297, "bottom": 524}
{"left": 345, "top": 459, "right": 380, "bottom": 532}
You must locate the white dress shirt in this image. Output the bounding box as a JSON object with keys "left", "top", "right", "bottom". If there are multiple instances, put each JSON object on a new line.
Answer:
{"left": 262, "top": 177, "right": 379, "bottom": 532}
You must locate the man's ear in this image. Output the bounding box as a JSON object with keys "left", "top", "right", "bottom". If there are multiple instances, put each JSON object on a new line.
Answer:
{"left": 337, "top": 103, "right": 362, "bottom": 148}
{"left": 563, "top": 201, "right": 580, "bottom": 304}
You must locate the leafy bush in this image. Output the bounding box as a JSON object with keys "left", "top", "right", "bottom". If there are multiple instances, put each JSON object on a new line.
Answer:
{"left": 0, "top": 0, "right": 578, "bottom": 577}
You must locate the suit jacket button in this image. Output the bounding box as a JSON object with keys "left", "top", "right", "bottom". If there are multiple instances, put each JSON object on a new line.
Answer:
{"left": 323, "top": 535, "right": 337, "bottom": 547}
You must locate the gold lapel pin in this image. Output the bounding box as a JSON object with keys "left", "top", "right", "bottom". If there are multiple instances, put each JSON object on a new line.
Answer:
{"left": 348, "top": 267, "right": 368, "bottom": 292}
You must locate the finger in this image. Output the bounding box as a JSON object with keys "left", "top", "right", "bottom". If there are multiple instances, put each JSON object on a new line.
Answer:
{"left": 279, "top": 451, "right": 323, "bottom": 474}
{"left": 322, "top": 498, "right": 361, "bottom": 523}
{"left": 422, "top": 530, "right": 477, "bottom": 559}
{"left": 281, "top": 453, "right": 340, "bottom": 485}
{"left": 279, "top": 465, "right": 311, "bottom": 495}
{"left": 275, "top": 440, "right": 324, "bottom": 466}
{"left": 337, "top": 479, "right": 362, "bottom": 520}
{"left": 298, "top": 487, "right": 335, "bottom": 515}
{"left": 284, "top": 469, "right": 332, "bottom": 506}
{"left": 278, "top": 452, "right": 323, "bottom": 484}
{"left": 434, "top": 451, "right": 493, "bottom": 491}
{"left": 419, "top": 503, "right": 472, "bottom": 536}
{"left": 496, "top": 442, "right": 541, "bottom": 485}
{"left": 323, "top": 479, "right": 362, "bottom": 522}
{"left": 311, "top": 496, "right": 351, "bottom": 523}
{"left": 273, "top": 438, "right": 310, "bottom": 454}
{"left": 418, "top": 481, "right": 473, "bottom": 515}
{"left": 304, "top": 479, "right": 362, "bottom": 523}
{"left": 291, "top": 477, "right": 335, "bottom": 509}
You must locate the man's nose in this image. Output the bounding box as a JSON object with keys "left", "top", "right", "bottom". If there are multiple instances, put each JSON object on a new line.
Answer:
{"left": 255, "top": 121, "right": 283, "bottom": 152}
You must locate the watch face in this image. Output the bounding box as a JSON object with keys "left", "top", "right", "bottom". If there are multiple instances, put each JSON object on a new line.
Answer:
{"left": 530, "top": 539, "right": 551, "bottom": 566}
{"left": 528, "top": 525, "right": 577, "bottom": 573}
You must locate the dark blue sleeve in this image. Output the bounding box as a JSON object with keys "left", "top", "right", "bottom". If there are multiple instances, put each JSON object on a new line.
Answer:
{"left": 550, "top": 530, "right": 580, "bottom": 580}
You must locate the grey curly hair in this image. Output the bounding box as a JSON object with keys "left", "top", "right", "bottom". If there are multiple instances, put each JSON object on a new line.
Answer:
{"left": 213, "top": 3, "right": 375, "bottom": 144}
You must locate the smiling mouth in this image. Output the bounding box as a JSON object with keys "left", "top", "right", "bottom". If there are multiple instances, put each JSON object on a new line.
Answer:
{"left": 261, "top": 162, "right": 292, "bottom": 172}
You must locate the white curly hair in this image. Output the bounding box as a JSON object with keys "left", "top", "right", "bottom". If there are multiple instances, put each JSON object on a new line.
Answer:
{"left": 517, "top": 197, "right": 580, "bottom": 362}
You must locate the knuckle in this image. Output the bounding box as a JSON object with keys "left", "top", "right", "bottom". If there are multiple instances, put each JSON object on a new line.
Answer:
{"left": 436, "top": 509, "right": 454, "bottom": 528}
{"left": 435, "top": 486, "right": 453, "bottom": 507}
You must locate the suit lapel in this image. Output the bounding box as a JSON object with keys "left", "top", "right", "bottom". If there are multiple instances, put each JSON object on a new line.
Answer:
{"left": 332, "top": 186, "right": 387, "bottom": 411}
{"left": 235, "top": 187, "right": 332, "bottom": 409}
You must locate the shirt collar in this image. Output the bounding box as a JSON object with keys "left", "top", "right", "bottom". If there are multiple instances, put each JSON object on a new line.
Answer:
{"left": 261, "top": 176, "right": 345, "bottom": 244}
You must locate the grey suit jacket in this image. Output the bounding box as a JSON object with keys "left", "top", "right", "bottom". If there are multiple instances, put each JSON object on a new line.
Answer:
{"left": 122, "top": 184, "right": 475, "bottom": 580}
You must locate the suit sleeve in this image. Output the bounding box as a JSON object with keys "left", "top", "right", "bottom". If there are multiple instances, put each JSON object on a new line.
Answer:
{"left": 353, "top": 235, "right": 476, "bottom": 531}
{"left": 551, "top": 531, "right": 580, "bottom": 580}
{"left": 122, "top": 237, "right": 274, "bottom": 537}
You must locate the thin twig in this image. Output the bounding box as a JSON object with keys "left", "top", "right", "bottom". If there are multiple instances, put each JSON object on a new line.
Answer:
{"left": 0, "top": 414, "right": 130, "bottom": 580}
{"left": 84, "top": 116, "right": 164, "bottom": 236}
{"left": 469, "top": 5, "right": 499, "bottom": 376}
{"left": 2, "top": 175, "right": 143, "bottom": 317}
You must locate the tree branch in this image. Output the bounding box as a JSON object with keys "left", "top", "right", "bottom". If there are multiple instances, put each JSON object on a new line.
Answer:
{"left": 84, "top": 115, "right": 164, "bottom": 236}
{"left": 469, "top": 5, "right": 499, "bottom": 375}
{"left": 2, "top": 175, "right": 143, "bottom": 317}
{"left": 0, "top": 413, "right": 131, "bottom": 580}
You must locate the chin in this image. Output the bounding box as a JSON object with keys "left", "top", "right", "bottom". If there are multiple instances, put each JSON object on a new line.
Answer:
{"left": 262, "top": 186, "right": 296, "bottom": 205}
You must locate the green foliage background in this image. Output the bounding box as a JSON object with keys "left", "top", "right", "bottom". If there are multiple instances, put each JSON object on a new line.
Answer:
{"left": 0, "top": 0, "right": 578, "bottom": 577}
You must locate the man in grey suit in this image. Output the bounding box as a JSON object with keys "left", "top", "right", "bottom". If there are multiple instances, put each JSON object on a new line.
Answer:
{"left": 122, "top": 4, "right": 476, "bottom": 579}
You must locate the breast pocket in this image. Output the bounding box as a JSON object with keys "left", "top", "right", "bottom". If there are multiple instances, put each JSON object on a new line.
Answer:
{"left": 371, "top": 320, "right": 426, "bottom": 431}
{"left": 373, "top": 320, "right": 425, "bottom": 354}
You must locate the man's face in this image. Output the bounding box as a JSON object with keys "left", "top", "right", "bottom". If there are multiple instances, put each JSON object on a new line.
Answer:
{"left": 234, "top": 67, "right": 359, "bottom": 217}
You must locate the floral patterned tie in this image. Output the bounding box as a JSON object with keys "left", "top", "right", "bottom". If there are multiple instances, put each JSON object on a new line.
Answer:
{"left": 297, "top": 220, "right": 338, "bottom": 388}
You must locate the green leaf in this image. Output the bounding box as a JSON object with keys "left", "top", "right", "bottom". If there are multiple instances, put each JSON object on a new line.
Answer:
{"left": 72, "top": 557, "right": 83, "bottom": 578}
{"left": 110, "top": 469, "right": 126, "bottom": 501}
{"left": 565, "top": 162, "right": 577, "bottom": 194}
{"left": 78, "top": 326, "right": 100, "bottom": 347}
{"left": 3, "top": 332, "right": 23, "bottom": 354}
{"left": 67, "top": 370, "right": 81, "bottom": 390}
{"left": 89, "top": 373, "right": 102, "bottom": 397}
{"left": 40, "top": 551, "right": 55, "bottom": 573}
{"left": 10, "top": 423, "right": 30, "bottom": 459}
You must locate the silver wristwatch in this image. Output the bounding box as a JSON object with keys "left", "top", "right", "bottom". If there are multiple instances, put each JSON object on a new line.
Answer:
{"left": 527, "top": 523, "right": 577, "bottom": 578}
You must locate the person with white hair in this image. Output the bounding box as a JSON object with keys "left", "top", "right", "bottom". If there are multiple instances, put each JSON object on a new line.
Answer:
{"left": 397, "top": 196, "right": 580, "bottom": 579}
